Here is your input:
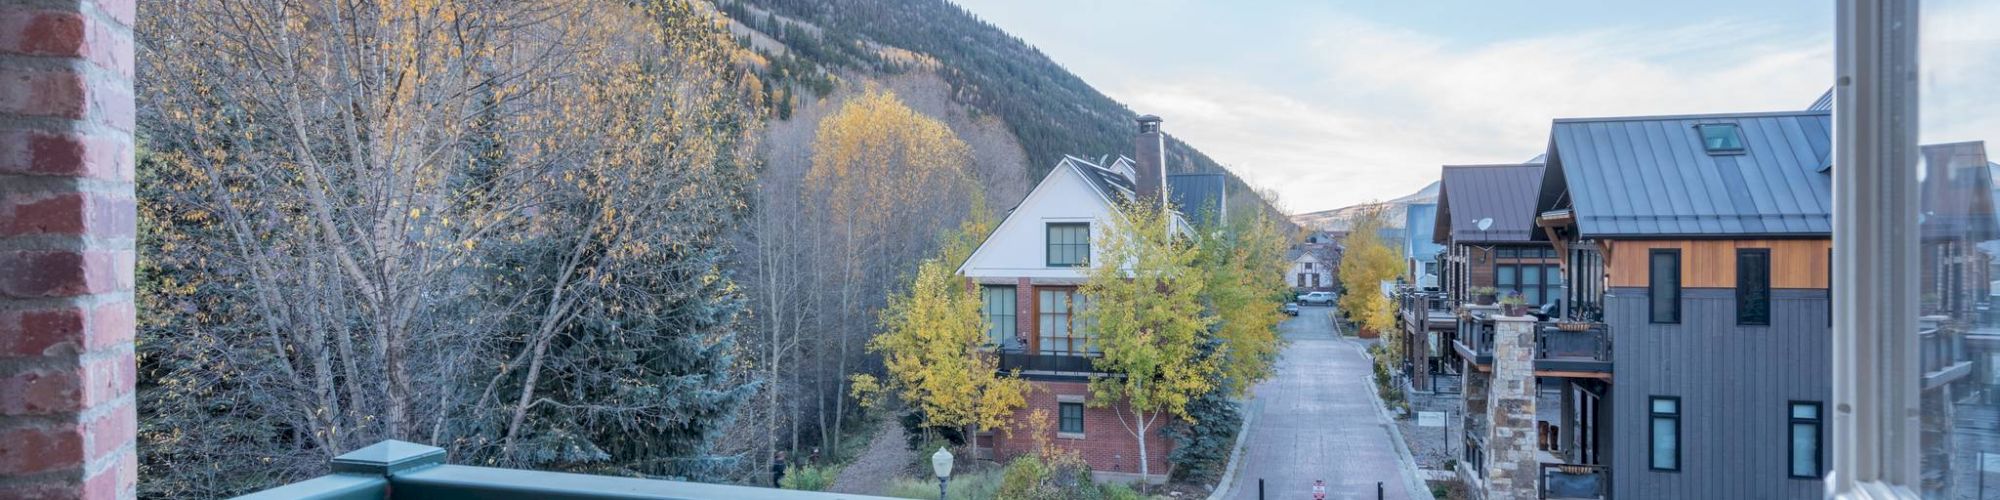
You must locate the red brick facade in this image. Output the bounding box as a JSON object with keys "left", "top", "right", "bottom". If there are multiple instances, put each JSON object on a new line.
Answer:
{"left": 0, "top": 0, "right": 137, "bottom": 498}
{"left": 986, "top": 278, "right": 1174, "bottom": 481}
{"left": 990, "top": 380, "right": 1174, "bottom": 482}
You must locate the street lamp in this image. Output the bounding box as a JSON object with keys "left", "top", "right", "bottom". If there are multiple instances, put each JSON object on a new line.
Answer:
{"left": 930, "top": 446, "right": 954, "bottom": 500}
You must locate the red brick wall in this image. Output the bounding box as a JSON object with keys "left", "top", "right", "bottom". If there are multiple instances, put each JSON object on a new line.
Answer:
{"left": 990, "top": 380, "right": 1174, "bottom": 480}
{"left": 0, "top": 0, "right": 137, "bottom": 498}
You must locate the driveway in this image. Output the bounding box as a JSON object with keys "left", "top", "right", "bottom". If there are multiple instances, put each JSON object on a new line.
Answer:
{"left": 1223, "top": 305, "right": 1421, "bottom": 500}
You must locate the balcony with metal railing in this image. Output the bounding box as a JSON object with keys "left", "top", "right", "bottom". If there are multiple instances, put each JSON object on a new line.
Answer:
{"left": 1452, "top": 312, "right": 1612, "bottom": 377}
{"left": 994, "top": 347, "right": 1105, "bottom": 379}
{"left": 1397, "top": 287, "right": 1458, "bottom": 333}
{"left": 1917, "top": 317, "right": 1975, "bottom": 390}
{"left": 1539, "top": 463, "right": 1609, "bottom": 500}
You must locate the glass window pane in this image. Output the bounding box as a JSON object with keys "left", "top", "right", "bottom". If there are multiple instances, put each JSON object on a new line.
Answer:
{"left": 1791, "top": 423, "right": 1819, "bottom": 477}
{"left": 1497, "top": 266, "right": 1516, "bottom": 288}
{"left": 1697, "top": 123, "right": 1744, "bottom": 152}
{"left": 1916, "top": 4, "right": 1997, "bottom": 494}
{"left": 1652, "top": 398, "right": 1678, "bottom": 414}
{"left": 1059, "top": 403, "right": 1084, "bottom": 433}
{"left": 1737, "top": 250, "right": 1770, "bottom": 325}
{"left": 1652, "top": 417, "right": 1678, "bottom": 470}
{"left": 1791, "top": 403, "right": 1819, "bottom": 420}
{"left": 1650, "top": 251, "right": 1680, "bottom": 323}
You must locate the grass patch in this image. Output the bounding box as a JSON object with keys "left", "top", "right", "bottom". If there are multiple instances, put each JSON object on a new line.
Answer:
{"left": 882, "top": 468, "right": 1003, "bottom": 500}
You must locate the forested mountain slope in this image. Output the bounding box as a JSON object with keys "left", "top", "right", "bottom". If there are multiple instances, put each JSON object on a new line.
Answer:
{"left": 717, "top": 0, "right": 1280, "bottom": 217}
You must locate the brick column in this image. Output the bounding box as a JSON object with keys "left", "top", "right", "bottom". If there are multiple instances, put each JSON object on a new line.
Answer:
{"left": 1483, "top": 315, "right": 1538, "bottom": 500}
{"left": 0, "top": 0, "right": 138, "bottom": 499}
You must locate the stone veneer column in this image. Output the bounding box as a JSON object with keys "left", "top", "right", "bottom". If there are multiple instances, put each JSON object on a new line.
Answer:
{"left": 1483, "top": 315, "right": 1539, "bottom": 500}
{"left": 0, "top": 0, "right": 137, "bottom": 498}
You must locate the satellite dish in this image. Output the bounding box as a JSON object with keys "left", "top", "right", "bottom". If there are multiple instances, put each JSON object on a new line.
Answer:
{"left": 1476, "top": 218, "right": 1494, "bottom": 231}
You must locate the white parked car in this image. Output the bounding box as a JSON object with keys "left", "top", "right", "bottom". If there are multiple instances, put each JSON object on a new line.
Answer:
{"left": 1299, "top": 291, "right": 1336, "bottom": 305}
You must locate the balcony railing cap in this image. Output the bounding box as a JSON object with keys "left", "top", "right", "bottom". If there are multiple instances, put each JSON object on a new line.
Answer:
{"left": 332, "top": 439, "right": 447, "bottom": 476}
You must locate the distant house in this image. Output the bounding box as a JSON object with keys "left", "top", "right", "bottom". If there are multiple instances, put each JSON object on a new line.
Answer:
{"left": 1287, "top": 247, "right": 1333, "bottom": 290}
{"left": 1394, "top": 163, "right": 1549, "bottom": 393}
{"left": 1435, "top": 164, "right": 1557, "bottom": 308}
{"left": 1404, "top": 202, "right": 1442, "bottom": 288}
{"left": 957, "top": 115, "right": 1191, "bottom": 484}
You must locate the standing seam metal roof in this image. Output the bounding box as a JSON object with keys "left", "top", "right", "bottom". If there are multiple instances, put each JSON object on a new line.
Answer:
{"left": 1167, "top": 173, "right": 1227, "bottom": 225}
{"left": 1538, "top": 110, "right": 1833, "bottom": 238}
{"left": 1436, "top": 164, "right": 1546, "bottom": 243}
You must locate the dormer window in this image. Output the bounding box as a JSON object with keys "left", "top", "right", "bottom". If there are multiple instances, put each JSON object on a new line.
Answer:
{"left": 1696, "top": 123, "right": 1745, "bottom": 154}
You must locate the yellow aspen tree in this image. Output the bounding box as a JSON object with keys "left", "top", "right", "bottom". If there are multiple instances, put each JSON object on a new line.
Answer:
{"left": 1080, "top": 201, "right": 1218, "bottom": 487}
{"left": 1338, "top": 206, "right": 1403, "bottom": 335}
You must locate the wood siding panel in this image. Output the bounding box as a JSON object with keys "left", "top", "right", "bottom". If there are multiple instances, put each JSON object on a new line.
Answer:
{"left": 1605, "top": 239, "right": 1831, "bottom": 289}
{"left": 1467, "top": 246, "right": 1495, "bottom": 289}
{"left": 1606, "top": 287, "right": 1830, "bottom": 500}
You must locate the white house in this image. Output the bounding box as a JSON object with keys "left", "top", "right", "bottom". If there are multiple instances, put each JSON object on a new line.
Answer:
{"left": 955, "top": 115, "right": 1192, "bottom": 484}
{"left": 1287, "top": 246, "right": 1334, "bottom": 291}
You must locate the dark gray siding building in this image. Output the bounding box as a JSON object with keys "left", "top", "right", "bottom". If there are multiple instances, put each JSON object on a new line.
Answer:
{"left": 1604, "top": 288, "right": 1831, "bottom": 500}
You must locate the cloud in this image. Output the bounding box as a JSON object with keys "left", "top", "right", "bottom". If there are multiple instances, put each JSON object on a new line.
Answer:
{"left": 1111, "top": 14, "right": 1833, "bottom": 213}
{"left": 1920, "top": 0, "right": 2000, "bottom": 145}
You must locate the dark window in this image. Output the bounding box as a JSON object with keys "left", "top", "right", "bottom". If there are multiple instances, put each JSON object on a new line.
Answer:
{"left": 1696, "top": 123, "right": 1745, "bottom": 153}
{"left": 1651, "top": 250, "right": 1681, "bottom": 323}
{"left": 1046, "top": 223, "right": 1089, "bottom": 267}
{"left": 1737, "top": 249, "right": 1771, "bottom": 325}
{"left": 1059, "top": 402, "right": 1084, "bottom": 434}
{"left": 1650, "top": 396, "right": 1681, "bottom": 471}
{"left": 1496, "top": 264, "right": 1561, "bottom": 306}
{"left": 1038, "top": 289, "right": 1093, "bottom": 355}
{"left": 1497, "top": 248, "right": 1520, "bottom": 258}
{"left": 1789, "top": 402, "right": 1823, "bottom": 478}
{"left": 1304, "top": 262, "right": 1313, "bottom": 269}
{"left": 981, "top": 286, "right": 1016, "bottom": 347}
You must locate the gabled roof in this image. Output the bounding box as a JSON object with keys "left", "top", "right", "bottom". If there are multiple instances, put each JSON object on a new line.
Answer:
{"left": 1537, "top": 110, "right": 1833, "bottom": 238}
{"left": 1435, "top": 164, "right": 1546, "bottom": 243}
{"left": 1069, "top": 155, "right": 1136, "bottom": 203}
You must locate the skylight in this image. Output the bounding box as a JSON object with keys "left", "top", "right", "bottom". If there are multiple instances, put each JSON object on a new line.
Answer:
{"left": 1696, "top": 123, "right": 1745, "bottom": 154}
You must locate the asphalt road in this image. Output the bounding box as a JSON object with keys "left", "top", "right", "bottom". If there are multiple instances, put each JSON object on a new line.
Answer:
{"left": 1224, "top": 305, "right": 1417, "bottom": 500}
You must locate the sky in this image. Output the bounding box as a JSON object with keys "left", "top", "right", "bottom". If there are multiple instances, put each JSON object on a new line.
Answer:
{"left": 949, "top": 0, "right": 1841, "bottom": 214}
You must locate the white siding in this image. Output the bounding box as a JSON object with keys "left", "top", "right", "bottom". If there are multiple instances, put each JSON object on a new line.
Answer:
{"left": 961, "top": 162, "right": 1119, "bottom": 281}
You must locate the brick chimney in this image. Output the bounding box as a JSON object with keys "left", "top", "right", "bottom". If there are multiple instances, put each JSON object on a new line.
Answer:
{"left": 1133, "top": 115, "right": 1166, "bottom": 210}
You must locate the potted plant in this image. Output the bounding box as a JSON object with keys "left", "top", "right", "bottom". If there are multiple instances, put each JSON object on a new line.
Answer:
{"left": 1500, "top": 291, "right": 1530, "bottom": 316}
{"left": 1471, "top": 286, "right": 1498, "bottom": 306}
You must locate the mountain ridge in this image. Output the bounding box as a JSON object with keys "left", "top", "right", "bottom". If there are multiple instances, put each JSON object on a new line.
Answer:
{"left": 715, "top": 0, "right": 1284, "bottom": 221}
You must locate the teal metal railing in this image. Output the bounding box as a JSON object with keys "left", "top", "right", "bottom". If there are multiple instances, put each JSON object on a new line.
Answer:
{"left": 230, "top": 440, "right": 901, "bottom": 500}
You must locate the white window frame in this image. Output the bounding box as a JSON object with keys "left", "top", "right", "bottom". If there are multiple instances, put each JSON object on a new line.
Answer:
{"left": 1830, "top": 0, "right": 1923, "bottom": 498}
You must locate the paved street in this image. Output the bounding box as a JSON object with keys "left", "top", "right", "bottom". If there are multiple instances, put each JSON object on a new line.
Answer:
{"left": 1225, "top": 305, "right": 1418, "bottom": 500}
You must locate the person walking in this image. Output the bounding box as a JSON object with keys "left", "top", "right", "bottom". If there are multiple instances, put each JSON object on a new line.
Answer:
{"left": 772, "top": 451, "right": 788, "bottom": 488}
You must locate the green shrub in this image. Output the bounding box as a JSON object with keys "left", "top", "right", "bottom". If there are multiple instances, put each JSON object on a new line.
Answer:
{"left": 1098, "top": 482, "right": 1142, "bottom": 500}
{"left": 883, "top": 468, "right": 1003, "bottom": 500}
{"left": 996, "top": 455, "right": 1051, "bottom": 499}
{"left": 779, "top": 464, "right": 837, "bottom": 491}
{"left": 988, "top": 454, "right": 1112, "bottom": 500}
